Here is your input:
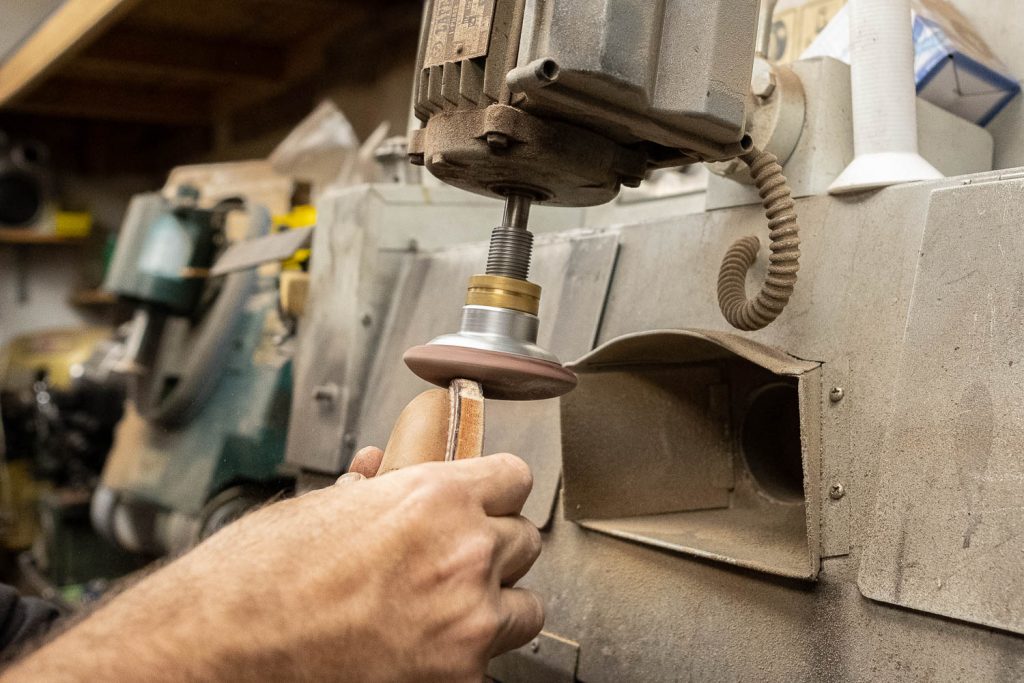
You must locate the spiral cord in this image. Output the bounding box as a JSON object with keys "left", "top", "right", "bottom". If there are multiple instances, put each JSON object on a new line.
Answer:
{"left": 717, "top": 148, "right": 801, "bottom": 331}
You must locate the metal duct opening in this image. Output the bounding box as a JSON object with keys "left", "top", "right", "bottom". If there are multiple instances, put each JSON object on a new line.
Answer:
{"left": 742, "top": 382, "right": 804, "bottom": 504}
{"left": 561, "top": 330, "right": 823, "bottom": 580}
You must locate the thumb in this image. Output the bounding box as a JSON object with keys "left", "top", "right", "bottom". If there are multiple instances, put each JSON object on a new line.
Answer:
{"left": 348, "top": 446, "right": 385, "bottom": 478}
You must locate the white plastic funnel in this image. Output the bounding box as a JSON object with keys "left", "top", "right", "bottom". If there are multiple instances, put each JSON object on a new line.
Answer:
{"left": 829, "top": 0, "right": 942, "bottom": 195}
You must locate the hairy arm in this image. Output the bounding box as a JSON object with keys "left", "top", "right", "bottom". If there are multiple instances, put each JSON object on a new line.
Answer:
{"left": 4, "top": 453, "right": 543, "bottom": 682}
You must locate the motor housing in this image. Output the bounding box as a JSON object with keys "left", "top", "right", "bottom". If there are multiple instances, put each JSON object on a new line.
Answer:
{"left": 410, "top": 0, "right": 760, "bottom": 206}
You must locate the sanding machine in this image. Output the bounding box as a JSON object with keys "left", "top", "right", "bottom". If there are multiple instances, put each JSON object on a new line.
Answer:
{"left": 401, "top": 0, "right": 795, "bottom": 407}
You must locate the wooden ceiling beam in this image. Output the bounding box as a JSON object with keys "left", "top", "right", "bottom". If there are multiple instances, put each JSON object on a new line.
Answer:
{"left": 7, "top": 77, "right": 211, "bottom": 126}
{"left": 71, "top": 29, "right": 288, "bottom": 87}
{"left": 0, "top": 0, "right": 141, "bottom": 107}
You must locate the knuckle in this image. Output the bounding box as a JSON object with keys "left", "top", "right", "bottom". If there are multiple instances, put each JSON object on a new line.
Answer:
{"left": 493, "top": 452, "right": 533, "bottom": 489}
{"left": 528, "top": 591, "right": 545, "bottom": 627}
{"left": 523, "top": 521, "right": 543, "bottom": 561}
{"left": 476, "top": 607, "right": 502, "bottom": 642}
{"left": 460, "top": 532, "right": 497, "bottom": 577}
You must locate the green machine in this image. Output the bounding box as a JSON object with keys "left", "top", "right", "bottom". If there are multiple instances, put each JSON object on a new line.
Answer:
{"left": 91, "top": 187, "right": 296, "bottom": 558}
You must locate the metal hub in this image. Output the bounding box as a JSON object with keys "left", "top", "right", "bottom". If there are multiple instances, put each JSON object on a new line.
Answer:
{"left": 406, "top": 193, "right": 576, "bottom": 398}
{"left": 426, "top": 305, "right": 558, "bottom": 364}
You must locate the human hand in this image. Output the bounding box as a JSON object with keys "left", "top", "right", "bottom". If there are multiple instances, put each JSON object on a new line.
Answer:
{"left": 6, "top": 452, "right": 543, "bottom": 683}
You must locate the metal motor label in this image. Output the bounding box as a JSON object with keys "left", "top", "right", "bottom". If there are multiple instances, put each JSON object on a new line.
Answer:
{"left": 424, "top": 0, "right": 496, "bottom": 68}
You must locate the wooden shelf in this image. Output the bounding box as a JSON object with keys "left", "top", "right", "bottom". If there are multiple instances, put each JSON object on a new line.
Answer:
{"left": 0, "top": 229, "right": 87, "bottom": 245}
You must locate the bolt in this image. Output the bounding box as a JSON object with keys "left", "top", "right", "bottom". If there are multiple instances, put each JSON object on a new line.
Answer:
{"left": 829, "top": 387, "right": 845, "bottom": 403}
{"left": 829, "top": 483, "right": 845, "bottom": 500}
{"left": 530, "top": 639, "right": 540, "bottom": 653}
{"left": 486, "top": 132, "right": 509, "bottom": 150}
{"left": 312, "top": 383, "right": 339, "bottom": 404}
{"left": 751, "top": 68, "right": 777, "bottom": 99}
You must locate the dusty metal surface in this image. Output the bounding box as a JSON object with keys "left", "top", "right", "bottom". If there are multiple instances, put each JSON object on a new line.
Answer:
{"left": 298, "top": 174, "right": 1024, "bottom": 677}
{"left": 490, "top": 630, "right": 579, "bottom": 682}
{"left": 858, "top": 177, "right": 1024, "bottom": 636}
{"left": 509, "top": 173, "right": 1024, "bottom": 679}
{"left": 561, "top": 330, "right": 822, "bottom": 579}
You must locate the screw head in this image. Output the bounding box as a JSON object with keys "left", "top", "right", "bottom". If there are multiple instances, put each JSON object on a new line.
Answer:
{"left": 530, "top": 639, "right": 540, "bottom": 653}
{"left": 829, "top": 483, "right": 845, "bottom": 500}
{"left": 829, "top": 387, "right": 845, "bottom": 403}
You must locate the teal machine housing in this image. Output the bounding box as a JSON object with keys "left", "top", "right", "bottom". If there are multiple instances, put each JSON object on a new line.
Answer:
{"left": 92, "top": 189, "right": 295, "bottom": 556}
{"left": 104, "top": 185, "right": 216, "bottom": 313}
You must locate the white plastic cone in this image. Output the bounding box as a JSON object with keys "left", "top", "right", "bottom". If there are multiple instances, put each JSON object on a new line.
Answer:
{"left": 829, "top": 0, "right": 943, "bottom": 195}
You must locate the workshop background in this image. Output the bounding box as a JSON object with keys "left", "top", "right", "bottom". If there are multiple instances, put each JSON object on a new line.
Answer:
{"left": 0, "top": 0, "right": 423, "bottom": 602}
{"left": 0, "top": 1, "right": 1023, "bottom": 679}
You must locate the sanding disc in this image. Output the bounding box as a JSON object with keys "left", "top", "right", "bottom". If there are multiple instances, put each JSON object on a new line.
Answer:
{"left": 404, "top": 344, "right": 578, "bottom": 401}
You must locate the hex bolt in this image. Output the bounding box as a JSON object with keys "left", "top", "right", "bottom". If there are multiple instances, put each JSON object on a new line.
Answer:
{"left": 751, "top": 68, "right": 777, "bottom": 99}
{"left": 312, "top": 383, "right": 339, "bottom": 404}
{"left": 829, "top": 483, "right": 845, "bottom": 500}
{"left": 829, "top": 387, "right": 845, "bottom": 403}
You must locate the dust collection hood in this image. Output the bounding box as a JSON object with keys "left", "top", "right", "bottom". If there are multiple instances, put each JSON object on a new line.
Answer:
{"left": 561, "top": 329, "right": 823, "bottom": 580}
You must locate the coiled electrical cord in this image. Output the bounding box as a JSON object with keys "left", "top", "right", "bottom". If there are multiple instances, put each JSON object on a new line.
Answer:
{"left": 717, "top": 148, "right": 801, "bottom": 331}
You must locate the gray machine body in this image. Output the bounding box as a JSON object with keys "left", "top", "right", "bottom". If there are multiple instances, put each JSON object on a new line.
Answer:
{"left": 300, "top": 170, "right": 1024, "bottom": 682}
{"left": 288, "top": 3, "right": 1024, "bottom": 676}
{"left": 291, "top": 94, "right": 1024, "bottom": 683}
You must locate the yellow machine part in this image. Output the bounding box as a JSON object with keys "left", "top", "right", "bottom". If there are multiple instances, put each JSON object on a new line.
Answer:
{"left": 273, "top": 204, "right": 316, "bottom": 271}
{"left": 1, "top": 327, "right": 112, "bottom": 392}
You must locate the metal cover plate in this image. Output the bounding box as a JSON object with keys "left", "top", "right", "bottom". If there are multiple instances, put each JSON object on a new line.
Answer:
{"left": 424, "top": 0, "right": 496, "bottom": 68}
{"left": 489, "top": 631, "right": 580, "bottom": 682}
{"left": 858, "top": 180, "right": 1024, "bottom": 635}
{"left": 211, "top": 227, "right": 313, "bottom": 276}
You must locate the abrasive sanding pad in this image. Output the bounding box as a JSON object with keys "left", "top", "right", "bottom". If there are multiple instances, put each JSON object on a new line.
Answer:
{"left": 404, "top": 344, "right": 577, "bottom": 401}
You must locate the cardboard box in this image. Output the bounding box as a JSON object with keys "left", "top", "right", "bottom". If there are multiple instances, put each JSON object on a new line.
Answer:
{"left": 803, "top": 0, "right": 1020, "bottom": 125}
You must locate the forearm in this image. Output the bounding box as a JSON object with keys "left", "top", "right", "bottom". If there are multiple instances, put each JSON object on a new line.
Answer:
{"left": 4, "top": 498, "right": 378, "bottom": 683}
{"left": 4, "top": 559, "right": 230, "bottom": 682}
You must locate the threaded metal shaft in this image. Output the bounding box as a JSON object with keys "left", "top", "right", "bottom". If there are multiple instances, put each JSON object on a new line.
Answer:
{"left": 486, "top": 195, "right": 534, "bottom": 280}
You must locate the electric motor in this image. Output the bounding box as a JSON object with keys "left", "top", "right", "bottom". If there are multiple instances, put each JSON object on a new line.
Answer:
{"left": 410, "top": 0, "right": 760, "bottom": 206}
